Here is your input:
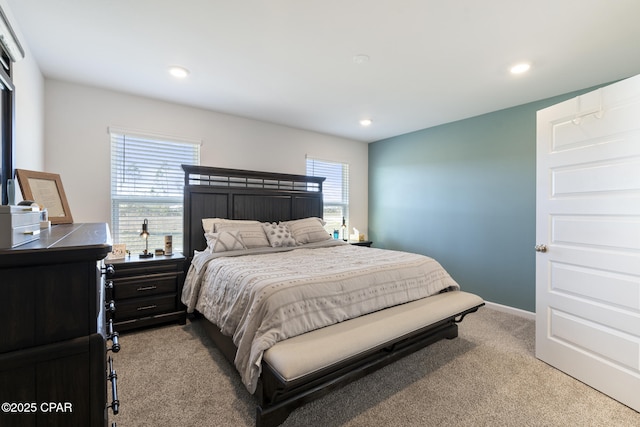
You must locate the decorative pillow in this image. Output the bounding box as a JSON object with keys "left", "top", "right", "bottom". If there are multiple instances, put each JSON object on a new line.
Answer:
{"left": 205, "top": 231, "right": 247, "bottom": 253}
{"left": 215, "top": 222, "right": 270, "bottom": 248}
{"left": 262, "top": 222, "right": 297, "bottom": 248}
{"left": 202, "top": 218, "right": 259, "bottom": 233}
{"left": 284, "top": 217, "right": 331, "bottom": 244}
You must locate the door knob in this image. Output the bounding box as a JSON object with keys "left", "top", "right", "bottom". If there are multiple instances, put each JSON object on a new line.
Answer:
{"left": 535, "top": 244, "right": 548, "bottom": 253}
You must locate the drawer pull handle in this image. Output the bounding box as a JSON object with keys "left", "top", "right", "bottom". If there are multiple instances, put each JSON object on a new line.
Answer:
{"left": 103, "top": 264, "right": 115, "bottom": 276}
{"left": 105, "top": 281, "right": 114, "bottom": 301}
{"left": 105, "top": 300, "right": 116, "bottom": 314}
{"left": 136, "top": 304, "right": 157, "bottom": 311}
{"left": 108, "top": 356, "right": 120, "bottom": 415}
{"left": 107, "top": 319, "right": 120, "bottom": 353}
{"left": 136, "top": 285, "right": 157, "bottom": 292}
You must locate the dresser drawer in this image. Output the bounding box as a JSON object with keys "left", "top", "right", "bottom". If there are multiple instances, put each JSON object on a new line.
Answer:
{"left": 114, "top": 294, "right": 177, "bottom": 321}
{"left": 113, "top": 272, "right": 180, "bottom": 300}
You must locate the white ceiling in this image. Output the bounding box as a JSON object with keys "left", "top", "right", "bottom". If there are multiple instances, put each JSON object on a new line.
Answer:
{"left": 6, "top": 0, "right": 640, "bottom": 142}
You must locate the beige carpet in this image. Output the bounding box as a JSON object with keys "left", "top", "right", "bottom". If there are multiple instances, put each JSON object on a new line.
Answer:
{"left": 109, "top": 308, "right": 640, "bottom": 426}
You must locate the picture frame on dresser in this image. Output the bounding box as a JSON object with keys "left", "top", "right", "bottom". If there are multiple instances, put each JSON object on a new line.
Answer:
{"left": 15, "top": 169, "right": 73, "bottom": 224}
{"left": 107, "top": 243, "right": 127, "bottom": 260}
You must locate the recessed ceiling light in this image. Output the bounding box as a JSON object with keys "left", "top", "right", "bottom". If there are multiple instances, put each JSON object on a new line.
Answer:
{"left": 510, "top": 62, "right": 531, "bottom": 74}
{"left": 360, "top": 118, "right": 372, "bottom": 127}
{"left": 353, "top": 54, "right": 370, "bottom": 64}
{"left": 169, "top": 66, "right": 190, "bottom": 79}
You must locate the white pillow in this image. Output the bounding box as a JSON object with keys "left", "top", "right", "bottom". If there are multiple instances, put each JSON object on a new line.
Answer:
{"left": 262, "top": 222, "right": 297, "bottom": 248}
{"left": 215, "top": 222, "right": 270, "bottom": 248}
{"left": 201, "top": 218, "right": 259, "bottom": 233}
{"left": 284, "top": 217, "right": 331, "bottom": 244}
{"left": 205, "top": 231, "right": 247, "bottom": 253}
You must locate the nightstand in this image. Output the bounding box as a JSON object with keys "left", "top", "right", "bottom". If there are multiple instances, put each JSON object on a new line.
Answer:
{"left": 350, "top": 240, "right": 373, "bottom": 247}
{"left": 107, "top": 253, "right": 186, "bottom": 332}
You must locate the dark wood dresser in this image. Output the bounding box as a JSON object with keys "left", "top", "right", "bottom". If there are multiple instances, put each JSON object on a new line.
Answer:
{"left": 0, "top": 223, "right": 119, "bottom": 427}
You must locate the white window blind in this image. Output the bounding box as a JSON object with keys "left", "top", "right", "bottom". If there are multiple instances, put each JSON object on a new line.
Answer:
{"left": 306, "top": 156, "right": 349, "bottom": 236}
{"left": 110, "top": 131, "right": 200, "bottom": 253}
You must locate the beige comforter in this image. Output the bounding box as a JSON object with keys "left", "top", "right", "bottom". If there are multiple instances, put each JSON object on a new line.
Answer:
{"left": 182, "top": 241, "right": 460, "bottom": 393}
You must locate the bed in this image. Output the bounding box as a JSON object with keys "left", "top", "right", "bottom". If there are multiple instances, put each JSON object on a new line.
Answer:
{"left": 181, "top": 165, "right": 484, "bottom": 427}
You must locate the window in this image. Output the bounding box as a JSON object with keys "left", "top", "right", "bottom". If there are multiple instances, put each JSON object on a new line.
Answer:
{"left": 0, "top": 8, "right": 23, "bottom": 205}
{"left": 110, "top": 130, "right": 200, "bottom": 253}
{"left": 306, "top": 156, "right": 349, "bottom": 236}
{"left": 0, "top": 45, "right": 15, "bottom": 205}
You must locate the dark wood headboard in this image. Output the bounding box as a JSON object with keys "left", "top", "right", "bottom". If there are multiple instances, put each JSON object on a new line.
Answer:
{"left": 182, "top": 165, "right": 325, "bottom": 258}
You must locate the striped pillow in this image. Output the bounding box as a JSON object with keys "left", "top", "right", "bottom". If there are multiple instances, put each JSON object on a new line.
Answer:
{"left": 205, "top": 231, "right": 247, "bottom": 252}
{"left": 215, "top": 222, "right": 270, "bottom": 248}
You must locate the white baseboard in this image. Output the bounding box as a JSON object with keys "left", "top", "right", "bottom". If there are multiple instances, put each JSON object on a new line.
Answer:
{"left": 484, "top": 300, "right": 535, "bottom": 321}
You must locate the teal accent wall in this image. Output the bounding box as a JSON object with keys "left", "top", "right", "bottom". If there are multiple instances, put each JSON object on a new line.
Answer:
{"left": 368, "top": 85, "right": 608, "bottom": 312}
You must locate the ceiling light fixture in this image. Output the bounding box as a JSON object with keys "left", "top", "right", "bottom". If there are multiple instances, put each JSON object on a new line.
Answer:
{"left": 169, "top": 66, "right": 190, "bottom": 79}
{"left": 360, "top": 118, "right": 372, "bottom": 127}
{"left": 353, "top": 54, "right": 370, "bottom": 64}
{"left": 510, "top": 62, "right": 531, "bottom": 74}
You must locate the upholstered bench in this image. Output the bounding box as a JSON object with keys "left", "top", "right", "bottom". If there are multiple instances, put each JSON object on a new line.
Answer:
{"left": 263, "top": 290, "right": 484, "bottom": 384}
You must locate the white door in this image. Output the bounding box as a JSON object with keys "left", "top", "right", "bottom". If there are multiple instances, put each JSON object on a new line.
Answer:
{"left": 536, "top": 74, "right": 640, "bottom": 412}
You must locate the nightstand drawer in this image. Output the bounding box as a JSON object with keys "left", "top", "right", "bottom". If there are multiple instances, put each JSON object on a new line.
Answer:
{"left": 113, "top": 272, "right": 180, "bottom": 299}
{"left": 115, "top": 294, "right": 177, "bottom": 321}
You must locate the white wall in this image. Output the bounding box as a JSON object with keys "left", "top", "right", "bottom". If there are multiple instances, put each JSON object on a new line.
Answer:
{"left": 44, "top": 80, "right": 369, "bottom": 234}
{"left": 13, "top": 52, "right": 44, "bottom": 172}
